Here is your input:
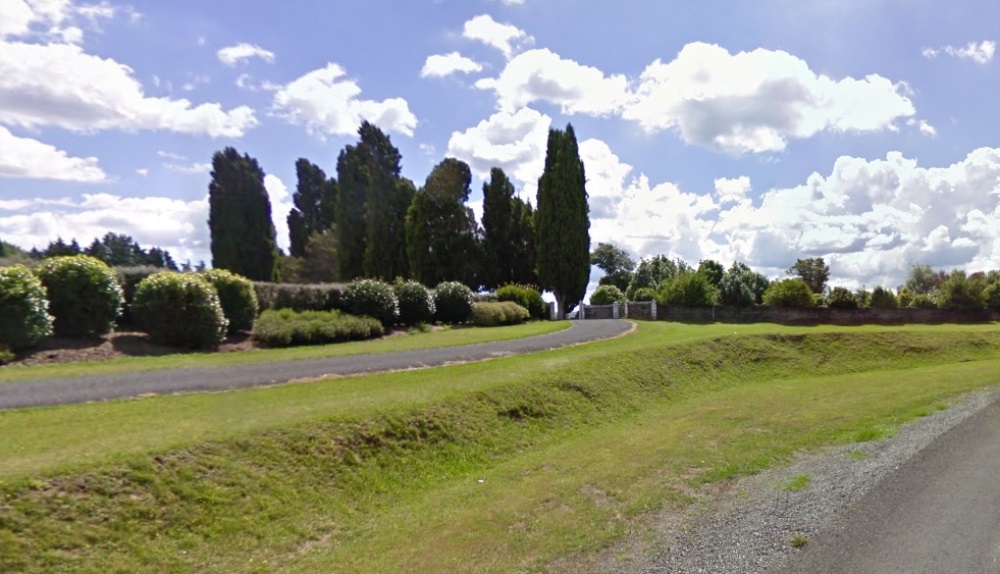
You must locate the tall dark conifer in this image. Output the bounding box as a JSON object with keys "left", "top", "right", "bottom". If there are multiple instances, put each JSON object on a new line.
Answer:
{"left": 481, "top": 167, "right": 515, "bottom": 289}
{"left": 287, "top": 159, "right": 337, "bottom": 258}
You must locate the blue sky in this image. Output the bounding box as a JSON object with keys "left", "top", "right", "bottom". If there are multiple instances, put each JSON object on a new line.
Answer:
{"left": 1, "top": 0, "right": 998, "bottom": 292}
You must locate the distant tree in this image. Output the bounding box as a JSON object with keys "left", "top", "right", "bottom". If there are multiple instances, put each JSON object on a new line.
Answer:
{"left": 591, "top": 243, "right": 635, "bottom": 292}
{"left": 145, "top": 247, "right": 178, "bottom": 270}
{"left": 827, "top": 286, "right": 859, "bottom": 309}
{"left": 657, "top": 271, "right": 719, "bottom": 307}
{"left": 589, "top": 284, "right": 625, "bottom": 305}
{"left": 936, "top": 270, "right": 985, "bottom": 312}
{"left": 626, "top": 256, "right": 691, "bottom": 299}
{"left": 787, "top": 257, "right": 830, "bottom": 294}
{"left": 405, "top": 158, "right": 481, "bottom": 288}
{"left": 42, "top": 238, "right": 82, "bottom": 258}
{"left": 509, "top": 197, "right": 537, "bottom": 286}
{"left": 763, "top": 278, "right": 815, "bottom": 308}
{"left": 301, "top": 230, "right": 340, "bottom": 283}
{"left": 287, "top": 159, "right": 337, "bottom": 257}
{"left": 868, "top": 286, "right": 898, "bottom": 309}
{"left": 536, "top": 124, "right": 591, "bottom": 319}
{"left": 207, "top": 147, "right": 279, "bottom": 281}
{"left": 697, "top": 259, "right": 725, "bottom": 288}
{"left": 481, "top": 167, "right": 516, "bottom": 289}
{"left": 904, "top": 264, "right": 939, "bottom": 295}
{"left": 718, "top": 262, "right": 769, "bottom": 307}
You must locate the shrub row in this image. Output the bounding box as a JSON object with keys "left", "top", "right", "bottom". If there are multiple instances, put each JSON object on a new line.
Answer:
{"left": 471, "top": 301, "right": 530, "bottom": 327}
{"left": 254, "top": 282, "right": 344, "bottom": 313}
{"left": 0, "top": 265, "right": 53, "bottom": 350}
{"left": 252, "top": 309, "right": 384, "bottom": 347}
{"left": 131, "top": 272, "right": 229, "bottom": 349}
{"left": 497, "top": 284, "right": 546, "bottom": 319}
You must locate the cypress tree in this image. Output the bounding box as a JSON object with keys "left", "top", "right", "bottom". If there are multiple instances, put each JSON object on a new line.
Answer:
{"left": 287, "top": 159, "right": 337, "bottom": 258}
{"left": 481, "top": 167, "right": 515, "bottom": 289}
{"left": 207, "top": 147, "right": 278, "bottom": 281}
{"left": 535, "top": 124, "right": 590, "bottom": 318}
{"left": 335, "top": 145, "right": 367, "bottom": 280}
{"left": 510, "top": 197, "right": 537, "bottom": 286}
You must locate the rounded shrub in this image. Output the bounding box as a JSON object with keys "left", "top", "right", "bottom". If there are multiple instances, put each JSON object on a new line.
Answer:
{"left": 0, "top": 264, "right": 54, "bottom": 349}
{"left": 657, "top": 272, "right": 718, "bottom": 307}
{"left": 34, "top": 255, "right": 123, "bottom": 336}
{"left": 762, "top": 279, "right": 815, "bottom": 308}
{"left": 910, "top": 294, "right": 938, "bottom": 309}
{"left": 434, "top": 281, "right": 475, "bottom": 324}
{"left": 589, "top": 284, "right": 624, "bottom": 306}
{"left": 897, "top": 287, "right": 914, "bottom": 309}
{"left": 631, "top": 287, "right": 657, "bottom": 302}
{"left": 343, "top": 279, "right": 399, "bottom": 327}
{"left": 867, "top": 286, "right": 898, "bottom": 309}
{"left": 472, "top": 301, "right": 530, "bottom": 327}
{"left": 826, "top": 286, "right": 858, "bottom": 310}
{"left": 496, "top": 284, "right": 545, "bottom": 319}
{"left": 200, "top": 269, "right": 259, "bottom": 332}
{"left": 394, "top": 280, "right": 435, "bottom": 326}
{"left": 131, "top": 272, "right": 228, "bottom": 349}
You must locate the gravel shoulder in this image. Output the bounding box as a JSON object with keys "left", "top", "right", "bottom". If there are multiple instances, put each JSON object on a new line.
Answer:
{"left": 604, "top": 387, "right": 1000, "bottom": 574}
{"left": 0, "top": 319, "right": 631, "bottom": 410}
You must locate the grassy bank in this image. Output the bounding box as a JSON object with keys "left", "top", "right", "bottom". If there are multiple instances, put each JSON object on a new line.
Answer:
{"left": 1, "top": 323, "right": 999, "bottom": 572}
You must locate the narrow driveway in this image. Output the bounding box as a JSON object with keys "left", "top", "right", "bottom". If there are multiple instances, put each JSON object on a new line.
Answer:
{"left": 777, "top": 397, "right": 1000, "bottom": 574}
{"left": 0, "top": 319, "right": 631, "bottom": 410}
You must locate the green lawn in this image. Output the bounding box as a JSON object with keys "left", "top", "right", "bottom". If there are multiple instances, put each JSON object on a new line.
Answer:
{"left": 1, "top": 321, "right": 999, "bottom": 573}
{"left": 0, "top": 320, "right": 569, "bottom": 383}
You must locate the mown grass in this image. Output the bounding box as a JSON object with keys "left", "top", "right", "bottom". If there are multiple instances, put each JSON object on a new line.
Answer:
{"left": 1, "top": 322, "right": 999, "bottom": 573}
{"left": 0, "top": 320, "right": 569, "bottom": 383}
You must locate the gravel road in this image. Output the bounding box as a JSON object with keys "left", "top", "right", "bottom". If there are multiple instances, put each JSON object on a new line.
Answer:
{"left": 0, "top": 319, "right": 631, "bottom": 410}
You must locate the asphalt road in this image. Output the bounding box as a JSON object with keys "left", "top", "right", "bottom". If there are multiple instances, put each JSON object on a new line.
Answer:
{"left": 777, "top": 397, "right": 1000, "bottom": 574}
{"left": 0, "top": 319, "right": 631, "bottom": 410}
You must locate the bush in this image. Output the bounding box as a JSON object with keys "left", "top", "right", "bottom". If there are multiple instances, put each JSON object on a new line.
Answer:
{"left": 471, "top": 301, "right": 530, "bottom": 327}
{"left": 0, "top": 264, "right": 53, "bottom": 349}
{"left": 897, "top": 287, "right": 913, "bottom": 309}
{"left": 985, "top": 281, "right": 1000, "bottom": 310}
{"left": 868, "top": 286, "right": 898, "bottom": 309}
{"left": 496, "top": 284, "right": 545, "bottom": 319}
{"left": 474, "top": 292, "right": 498, "bottom": 303}
{"left": 0, "top": 344, "right": 14, "bottom": 365}
{"left": 936, "top": 270, "right": 985, "bottom": 311}
{"left": 812, "top": 293, "right": 826, "bottom": 307}
{"left": 394, "top": 280, "right": 435, "bottom": 326}
{"left": 630, "top": 287, "right": 657, "bottom": 302}
{"left": 656, "top": 272, "right": 718, "bottom": 307}
{"left": 34, "top": 255, "right": 123, "bottom": 336}
{"left": 343, "top": 279, "right": 398, "bottom": 327}
{"left": 131, "top": 272, "right": 228, "bottom": 349}
{"left": 826, "top": 286, "right": 858, "bottom": 309}
{"left": 253, "top": 282, "right": 344, "bottom": 313}
{"left": 762, "top": 279, "right": 815, "bottom": 308}
{"left": 252, "top": 308, "right": 384, "bottom": 347}
{"left": 910, "top": 294, "right": 938, "bottom": 309}
{"left": 115, "top": 266, "right": 160, "bottom": 327}
{"left": 201, "top": 269, "right": 259, "bottom": 332}
{"left": 589, "top": 284, "right": 624, "bottom": 306}
{"left": 434, "top": 281, "right": 475, "bottom": 324}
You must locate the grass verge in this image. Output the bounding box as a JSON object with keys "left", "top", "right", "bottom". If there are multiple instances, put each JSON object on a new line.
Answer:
{"left": 1, "top": 323, "right": 999, "bottom": 573}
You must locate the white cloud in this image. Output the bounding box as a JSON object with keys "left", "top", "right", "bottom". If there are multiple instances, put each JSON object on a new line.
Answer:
{"left": 446, "top": 107, "right": 551, "bottom": 197}
{"left": 475, "top": 48, "right": 629, "bottom": 115}
{"left": 0, "top": 40, "right": 257, "bottom": 137}
{"left": 135, "top": 168, "right": 148, "bottom": 177}
{"left": 907, "top": 118, "right": 937, "bottom": 136}
{"left": 165, "top": 161, "right": 211, "bottom": 175}
{"left": 217, "top": 42, "right": 275, "bottom": 66}
{"left": 623, "top": 42, "right": 916, "bottom": 154}
{"left": 578, "top": 138, "right": 632, "bottom": 218}
{"left": 273, "top": 62, "right": 418, "bottom": 137}
{"left": 420, "top": 52, "right": 483, "bottom": 78}
{"left": 922, "top": 41, "right": 995, "bottom": 64}
{"left": 714, "top": 176, "right": 752, "bottom": 205}
{"left": 462, "top": 14, "right": 532, "bottom": 59}
{"left": 264, "top": 174, "right": 292, "bottom": 253}
{"left": 0, "top": 126, "right": 106, "bottom": 181}
{"left": 0, "top": 0, "right": 138, "bottom": 42}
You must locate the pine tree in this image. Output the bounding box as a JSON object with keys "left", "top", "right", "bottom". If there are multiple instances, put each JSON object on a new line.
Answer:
{"left": 481, "top": 167, "right": 515, "bottom": 289}
{"left": 335, "top": 145, "right": 367, "bottom": 280}
{"left": 207, "top": 147, "right": 279, "bottom": 281}
{"left": 287, "top": 159, "right": 337, "bottom": 258}
{"left": 535, "top": 124, "right": 590, "bottom": 318}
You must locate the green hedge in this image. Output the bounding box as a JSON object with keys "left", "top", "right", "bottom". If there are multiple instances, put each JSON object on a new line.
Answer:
{"left": 34, "top": 255, "right": 123, "bottom": 336}
{"left": 434, "top": 281, "right": 475, "bottom": 324}
{"left": 496, "top": 284, "right": 545, "bottom": 319}
{"left": 131, "top": 272, "right": 228, "bottom": 349}
{"left": 762, "top": 279, "right": 815, "bottom": 308}
{"left": 394, "top": 280, "right": 435, "bottom": 326}
{"left": 252, "top": 308, "right": 384, "bottom": 347}
{"left": 344, "top": 279, "right": 398, "bottom": 327}
{"left": 0, "top": 264, "right": 53, "bottom": 350}
{"left": 201, "top": 269, "right": 258, "bottom": 332}
{"left": 471, "top": 301, "right": 530, "bottom": 327}
{"left": 253, "top": 282, "right": 344, "bottom": 313}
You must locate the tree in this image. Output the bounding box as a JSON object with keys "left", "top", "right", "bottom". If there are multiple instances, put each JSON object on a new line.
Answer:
{"left": 536, "top": 124, "right": 591, "bottom": 319}
{"left": 657, "top": 271, "right": 719, "bottom": 307}
{"left": 481, "top": 167, "right": 516, "bottom": 289}
{"left": 207, "top": 147, "right": 279, "bottom": 281}
{"left": 763, "top": 278, "right": 815, "bottom": 308}
{"left": 405, "top": 158, "right": 481, "bottom": 288}
{"left": 937, "top": 270, "right": 985, "bottom": 311}
{"left": 719, "top": 262, "right": 769, "bottom": 307}
{"left": 904, "top": 264, "right": 939, "bottom": 295}
{"left": 787, "top": 257, "right": 829, "bottom": 294}
{"left": 335, "top": 144, "right": 367, "bottom": 280}
{"left": 509, "top": 197, "right": 537, "bottom": 286}
{"left": 626, "top": 255, "right": 691, "bottom": 299}
{"left": 41, "top": 238, "right": 82, "bottom": 258}
{"left": 287, "top": 159, "right": 337, "bottom": 257}
{"left": 868, "top": 286, "right": 898, "bottom": 309}
{"left": 591, "top": 243, "right": 635, "bottom": 292}
{"left": 697, "top": 259, "right": 725, "bottom": 288}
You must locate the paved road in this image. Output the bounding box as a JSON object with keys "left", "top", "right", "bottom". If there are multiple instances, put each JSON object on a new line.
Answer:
{"left": 0, "top": 320, "right": 631, "bottom": 410}
{"left": 777, "top": 398, "right": 1000, "bottom": 574}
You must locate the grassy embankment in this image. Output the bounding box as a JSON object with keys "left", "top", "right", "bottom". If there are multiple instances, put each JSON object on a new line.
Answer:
{"left": 1, "top": 322, "right": 999, "bottom": 573}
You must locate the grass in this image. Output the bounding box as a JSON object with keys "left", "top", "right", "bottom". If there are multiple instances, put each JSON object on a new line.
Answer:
{"left": 1, "top": 322, "right": 1000, "bottom": 572}
{"left": 790, "top": 533, "right": 809, "bottom": 548}
{"left": 784, "top": 474, "right": 811, "bottom": 491}
{"left": 0, "top": 320, "right": 569, "bottom": 383}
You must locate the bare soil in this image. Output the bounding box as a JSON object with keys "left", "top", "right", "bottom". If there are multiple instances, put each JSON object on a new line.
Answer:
{"left": 7, "top": 331, "right": 257, "bottom": 367}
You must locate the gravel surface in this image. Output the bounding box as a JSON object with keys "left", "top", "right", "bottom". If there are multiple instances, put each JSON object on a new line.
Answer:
{"left": 614, "top": 388, "right": 1000, "bottom": 574}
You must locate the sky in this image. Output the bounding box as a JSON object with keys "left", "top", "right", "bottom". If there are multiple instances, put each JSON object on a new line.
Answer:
{"left": 1, "top": 0, "right": 999, "bottom": 294}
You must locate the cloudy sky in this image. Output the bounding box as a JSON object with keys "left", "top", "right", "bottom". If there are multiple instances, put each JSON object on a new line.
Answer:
{"left": 1, "top": 0, "right": 998, "bottom": 291}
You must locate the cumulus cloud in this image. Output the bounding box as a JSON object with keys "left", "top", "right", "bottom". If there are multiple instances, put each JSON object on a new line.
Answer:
{"left": 0, "top": 126, "right": 106, "bottom": 181}
{"left": 273, "top": 62, "right": 418, "bottom": 137}
{"left": 623, "top": 42, "right": 916, "bottom": 154}
{"left": 0, "top": 40, "right": 257, "bottom": 137}
{"left": 217, "top": 42, "right": 275, "bottom": 66}
{"left": 922, "top": 41, "right": 995, "bottom": 64}
{"left": 420, "top": 52, "right": 483, "bottom": 78}
{"left": 164, "top": 161, "right": 211, "bottom": 175}
{"left": 264, "top": 173, "right": 292, "bottom": 253}
{"left": 462, "top": 14, "right": 532, "bottom": 59}
{"left": 714, "top": 176, "right": 752, "bottom": 205}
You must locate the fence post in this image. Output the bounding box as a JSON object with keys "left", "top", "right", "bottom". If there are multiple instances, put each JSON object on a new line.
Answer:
{"left": 580, "top": 304, "right": 585, "bottom": 320}
{"left": 651, "top": 300, "right": 657, "bottom": 321}
{"left": 612, "top": 302, "right": 619, "bottom": 319}
{"left": 624, "top": 301, "right": 629, "bottom": 318}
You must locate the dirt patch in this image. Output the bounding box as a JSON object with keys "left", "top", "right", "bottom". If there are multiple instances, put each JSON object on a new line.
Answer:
{"left": 5, "top": 331, "right": 257, "bottom": 367}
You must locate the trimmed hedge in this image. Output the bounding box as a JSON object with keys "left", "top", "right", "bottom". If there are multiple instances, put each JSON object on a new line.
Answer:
{"left": 394, "top": 280, "right": 435, "bottom": 326}
{"left": 131, "top": 272, "right": 228, "bottom": 349}
{"left": 201, "top": 269, "right": 258, "bottom": 332}
{"left": 0, "top": 264, "right": 53, "bottom": 349}
{"left": 252, "top": 309, "right": 384, "bottom": 347}
{"left": 343, "top": 279, "right": 398, "bottom": 327}
{"left": 496, "top": 284, "right": 545, "bottom": 319}
{"left": 471, "top": 301, "right": 530, "bottom": 327}
{"left": 34, "top": 255, "right": 123, "bottom": 336}
{"left": 434, "top": 281, "right": 475, "bottom": 324}
{"left": 253, "top": 282, "right": 344, "bottom": 313}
